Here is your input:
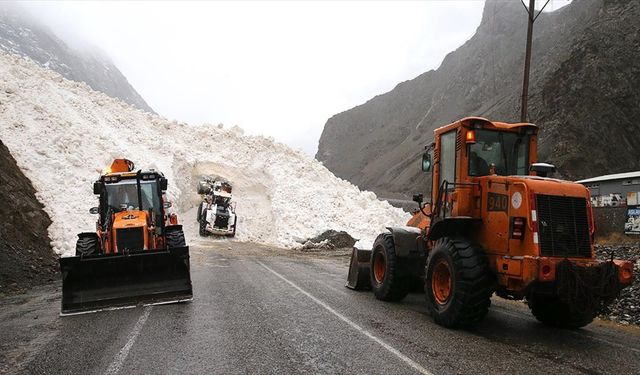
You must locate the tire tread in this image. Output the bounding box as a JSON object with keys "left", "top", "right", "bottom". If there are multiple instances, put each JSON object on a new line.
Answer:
{"left": 425, "top": 236, "right": 493, "bottom": 328}
{"left": 371, "top": 233, "right": 409, "bottom": 302}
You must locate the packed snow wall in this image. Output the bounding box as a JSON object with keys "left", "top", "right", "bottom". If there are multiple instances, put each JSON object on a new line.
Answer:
{"left": 0, "top": 52, "right": 410, "bottom": 256}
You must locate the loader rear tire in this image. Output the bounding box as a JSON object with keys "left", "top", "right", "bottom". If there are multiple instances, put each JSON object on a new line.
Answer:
{"left": 425, "top": 237, "right": 493, "bottom": 328}
{"left": 75, "top": 233, "right": 100, "bottom": 256}
{"left": 370, "top": 233, "right": 409, "bottom": 302}
{"left": 527, "top": 294, "right": 594, "bottom": 328}
{"left": 166, "top": 225, "right": 187, "bottom": 248}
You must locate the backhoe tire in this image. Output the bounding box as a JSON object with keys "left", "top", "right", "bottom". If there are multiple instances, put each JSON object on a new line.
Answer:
{"left": 425, "top": 237, "right": 493, "bottom": 328}
{"left": 527, "top": 294, "right": 594, "bottom": 328}
{"left": 75, "top": 232, "right": 100, "bottom": 256}
{"left": 370, "top": 233, "right": 409, "bottom": 302}
{"left": 166, "top": 225, "right": 187, "bottom": 248}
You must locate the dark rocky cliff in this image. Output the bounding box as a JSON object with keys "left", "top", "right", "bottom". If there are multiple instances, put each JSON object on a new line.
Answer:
{"left": 316, "top": 0, "right": 640, "bottom": 199}
{"left": 0, "top": 141, "right": 57, "bottom": 296}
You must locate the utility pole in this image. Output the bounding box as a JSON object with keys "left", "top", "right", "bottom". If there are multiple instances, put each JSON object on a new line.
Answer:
{"left": 520, "top": 0, "right": 550, "bottom": 123}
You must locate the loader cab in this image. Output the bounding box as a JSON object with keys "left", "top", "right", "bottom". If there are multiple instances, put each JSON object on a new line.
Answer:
{"left": 467, "top": 129, "right": 530, "bottom": 177}
{"left": 427, "top": 117, "right": 538, "bottom": 215}
{"left": 95, "top": 172, "right": 168, "bottom": 230}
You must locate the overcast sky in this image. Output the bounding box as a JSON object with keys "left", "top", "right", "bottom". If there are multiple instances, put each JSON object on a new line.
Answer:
{"left": 19, "top": 0, "right": 569, "bottom": 155}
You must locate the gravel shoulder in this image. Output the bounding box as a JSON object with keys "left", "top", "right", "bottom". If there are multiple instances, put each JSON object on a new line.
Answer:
{"left": 596, "top": 244, "right": 640, "bottom": 326}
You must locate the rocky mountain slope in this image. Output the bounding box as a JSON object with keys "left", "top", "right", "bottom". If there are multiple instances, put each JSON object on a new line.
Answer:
{"left": 316, "top": 0, "right": 640, "bottom": 199}
{"left": 0, "top": 3, "right": 154, "bottom": 113}
{"left": 0, "top": 141, "right": 57, "bottom": 296}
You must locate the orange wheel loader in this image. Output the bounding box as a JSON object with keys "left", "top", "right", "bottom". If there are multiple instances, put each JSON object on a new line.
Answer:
{"left": 59, "top": 159, "right": 193, "bottom": 315}
{"left": 347, "top": 117, "right": 634, "bottom": 328}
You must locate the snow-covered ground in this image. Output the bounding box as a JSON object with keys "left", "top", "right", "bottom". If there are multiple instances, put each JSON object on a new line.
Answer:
{"left": 0, "top": 52, "right": 410, "bottom": 256}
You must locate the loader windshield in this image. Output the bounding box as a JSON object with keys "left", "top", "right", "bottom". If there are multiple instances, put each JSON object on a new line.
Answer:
{"left": 104, "top": 179, "right": 160, "bottom": 213}
{"left": 468, "top": 130, "right": 529, "bottom": 176}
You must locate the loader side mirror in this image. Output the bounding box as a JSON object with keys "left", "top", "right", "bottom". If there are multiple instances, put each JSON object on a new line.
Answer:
{"left": 93, "top": 181, "right": 103, "bottom": 195}
{"left": 159, "top": 177, "right": 168, "bottom": 191}
{"left": 89, "top": 207, "right": 99, "bottom": 214}
{"left": 412, "top": 193, "right": 424, "bottom": 204}
{"left": 163, "top": 201, "right": 172, "bottom": 208}
{"left": 421, "top": 153, "right": 432, "bottom": 172}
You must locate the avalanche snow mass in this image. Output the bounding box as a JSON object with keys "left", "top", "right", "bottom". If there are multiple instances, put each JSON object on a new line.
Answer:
{"left": 0, "top": 52, "right": 410, "bottom": 256}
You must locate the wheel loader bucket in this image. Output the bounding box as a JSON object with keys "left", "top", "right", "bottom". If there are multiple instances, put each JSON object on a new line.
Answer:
{"left": 59, "top": 247, "right": 193, "bottom": 315}
{"left": 345, "top": 247, "right": 372, "bottom": 290}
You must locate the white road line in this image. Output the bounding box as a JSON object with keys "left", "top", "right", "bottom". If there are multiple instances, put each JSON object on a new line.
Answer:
{"left": 104, "top": 306, "right": 152, "bottom": 375}
{"left": 256, "top": 260, "right": 433, "bottom": 375}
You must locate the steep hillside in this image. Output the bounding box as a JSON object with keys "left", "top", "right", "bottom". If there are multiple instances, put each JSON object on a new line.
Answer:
{"left": 316, "top": 0, "right": 640, "bottom": 199}
{"left": 0, "top": 4, "right": 154, "bottom": 113}
{"left": 0, "top": 141, "right": 57, "bottom": 296}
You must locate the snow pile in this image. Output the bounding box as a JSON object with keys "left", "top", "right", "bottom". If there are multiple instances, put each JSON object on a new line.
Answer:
{"left": 0, "top": 52, "right": 410, "bottom": 256}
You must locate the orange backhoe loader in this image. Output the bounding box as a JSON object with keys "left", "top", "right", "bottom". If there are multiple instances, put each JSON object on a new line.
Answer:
{"left": 59, "top": 159, "right": 193, "bottom": 315}
{"left": 347, "top": 117, "right": 634, "bottom": 328}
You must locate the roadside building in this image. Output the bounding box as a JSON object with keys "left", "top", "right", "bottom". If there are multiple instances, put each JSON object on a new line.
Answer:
{"left": 577, "top": 171, "right": 640, "bottom": 207}
{"left": 576, "top": 171, "right": 640, "bottom": 236}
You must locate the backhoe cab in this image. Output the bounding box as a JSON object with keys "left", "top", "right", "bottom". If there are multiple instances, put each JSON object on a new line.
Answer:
{"left": 347, "top": 117, "right": 634, "bottom": 328}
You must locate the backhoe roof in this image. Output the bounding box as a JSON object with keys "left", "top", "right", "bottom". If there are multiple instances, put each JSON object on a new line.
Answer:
{"left": 103, "top": 169, "right": 161, "bottom": 176}
{"left": 434, "top": 117, "right": 537, "bottom": 135}
{"left": 100, "top": 169, "right": 164, "bottom": 182}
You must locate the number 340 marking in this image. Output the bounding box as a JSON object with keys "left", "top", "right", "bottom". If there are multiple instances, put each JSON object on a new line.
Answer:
{"left": 488, "top": 192, "right": 508, "bottom": 212}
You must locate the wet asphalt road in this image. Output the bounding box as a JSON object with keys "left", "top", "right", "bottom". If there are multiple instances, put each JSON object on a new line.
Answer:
{"left": 2, "top": 242, "right": 640, "bottom": 375}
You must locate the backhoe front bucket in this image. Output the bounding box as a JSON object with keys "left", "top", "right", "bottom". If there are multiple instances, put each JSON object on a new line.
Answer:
{"left": 346, "top": 247, "right": 372, "bottom": 290}
{"left": 59, "top": 247, "right": 193, "bottom": 315}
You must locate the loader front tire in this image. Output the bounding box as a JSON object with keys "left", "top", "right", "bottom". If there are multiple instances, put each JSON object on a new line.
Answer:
{"left": 425, "top": 237, "right": 493, "bottom": 328}
{"left": 527, "top": 294, "right": 594, "bottom": 328}
{"left": 166, "top": 225, "right": 187, "bottom": 248}
{"left": 370, "top": 233, "right": 409, "bottom": 302}
{"left": 75, "top": 233, "right": 100, "bottom": 256}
